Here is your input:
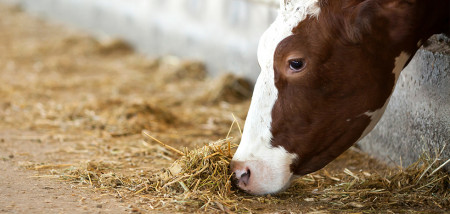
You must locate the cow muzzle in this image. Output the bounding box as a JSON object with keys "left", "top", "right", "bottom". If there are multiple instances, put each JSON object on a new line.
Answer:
{"left": 230, "top": 159, "right": 294, "bottom": 195}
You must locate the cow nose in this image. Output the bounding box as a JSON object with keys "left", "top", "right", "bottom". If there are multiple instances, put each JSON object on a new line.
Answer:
{"left": 230, "top": 161, "right": 251, "bottom": 188}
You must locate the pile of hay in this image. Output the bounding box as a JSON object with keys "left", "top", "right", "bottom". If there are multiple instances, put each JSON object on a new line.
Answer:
{"left": 286, "top": 148, "right": 449, "bottom": 212}
{"left": 197, "top": 73, "right": 252, "bottom": 104}
{"left": 141, "top": 130, "right": 241, "bottom": 210}
{"left": 37, "top": 137, "right": 448, "bottom": 212}
{"left": 40, "top": 132, "right": 243, "bottom": 211}
{"left": 138, "top": 132, "right": 449, "bottom": 212}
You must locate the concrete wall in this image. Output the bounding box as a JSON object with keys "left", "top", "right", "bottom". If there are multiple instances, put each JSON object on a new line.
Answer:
{"left": 358, "top": 35, "right": 450, "bottom": 169}
{"left": 1, "top": 0, "right": 448, "bottom": 169}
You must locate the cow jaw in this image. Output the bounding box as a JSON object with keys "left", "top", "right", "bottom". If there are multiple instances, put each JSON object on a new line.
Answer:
{"left": 231, "top": 0, "right": 320, "bottom": 195}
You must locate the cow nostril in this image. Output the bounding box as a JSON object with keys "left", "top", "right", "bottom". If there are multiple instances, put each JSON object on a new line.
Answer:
{"left": 240, "top": 168, "right": 251, "bottom": 186}
{"left": 230, "top": 161, "right": 252, "bottom": 188}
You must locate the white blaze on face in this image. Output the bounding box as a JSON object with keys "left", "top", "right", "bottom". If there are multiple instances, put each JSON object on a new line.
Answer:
{"left": 359, "top": 51, "right": 411, "bottom": 140}
{"left": 232, "top": 0, "right": 320, "bottom": 194}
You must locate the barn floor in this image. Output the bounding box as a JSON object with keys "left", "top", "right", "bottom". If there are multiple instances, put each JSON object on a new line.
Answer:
{"left": 0, "top": 4, "right": 447, "bottom": 213}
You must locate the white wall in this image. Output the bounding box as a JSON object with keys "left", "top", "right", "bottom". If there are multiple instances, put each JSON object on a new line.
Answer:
{"left": 3, "top": 0, "right": 279, "bottom": 81}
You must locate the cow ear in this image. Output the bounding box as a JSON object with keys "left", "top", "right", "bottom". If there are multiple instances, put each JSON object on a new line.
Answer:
{"left": 349, "top": 0, "right": 416, "bottom": 44}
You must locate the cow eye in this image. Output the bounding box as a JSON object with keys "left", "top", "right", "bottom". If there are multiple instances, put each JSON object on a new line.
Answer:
{"left": 288, "top": 59, "right": 305, "bottom": 72}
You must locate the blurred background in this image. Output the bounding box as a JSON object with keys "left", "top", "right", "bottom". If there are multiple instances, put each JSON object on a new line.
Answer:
{"left": 1, "top": 0, "right": 280, "bottom": 81}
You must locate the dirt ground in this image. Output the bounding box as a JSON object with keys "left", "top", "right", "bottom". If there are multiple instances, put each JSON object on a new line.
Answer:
{"left": 0, "top": 4, "right": 448, "bottom": 214}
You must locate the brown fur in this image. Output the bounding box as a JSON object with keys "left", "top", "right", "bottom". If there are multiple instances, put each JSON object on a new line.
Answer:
{"left": 270, "top": 0, "right": 449, "bottom": 175}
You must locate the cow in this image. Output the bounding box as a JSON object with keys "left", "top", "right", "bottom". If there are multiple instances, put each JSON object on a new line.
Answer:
{"left": 230, "top": 0, "right": 449, "bottom": 195}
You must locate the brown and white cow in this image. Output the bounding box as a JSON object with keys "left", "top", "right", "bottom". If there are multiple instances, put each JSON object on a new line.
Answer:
{"left": 230, "top": 0, "right": 449, "bottom": 195}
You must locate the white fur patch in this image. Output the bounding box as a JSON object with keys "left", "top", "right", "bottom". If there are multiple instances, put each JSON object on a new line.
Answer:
{"left": 358, "top": 51, "right": 411, "bottom": 140}
{"left": 232, "top": 0, "right": 320, "bottom": 194}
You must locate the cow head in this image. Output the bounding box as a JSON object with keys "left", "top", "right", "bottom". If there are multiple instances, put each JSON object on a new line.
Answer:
{"left": 230, "top": 0, "right": 428, "bottom": 195}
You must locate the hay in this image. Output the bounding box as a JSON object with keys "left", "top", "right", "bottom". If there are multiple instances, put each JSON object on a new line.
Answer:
{"left": 165, "top": 60, "right": 207, "bottom": 81}
{"left": 67, "top": 99, "right": 178, "bottom": 136}
{"left": 150, "top": 139, "right": 235, "bottom": 195}
{"left": 155, "top": 57, "right": 207, "bottom": 82}
{"left": 139, "top": 130, "right": 448, "bottom": 212}
{"left": 197, "top": 73, "right": 252, "bottom": 104}
{"left": 37, "top": 135, "right": 449, "bottom": 212}
{"left": 97, "top": 38, "right": 133, "bottom": 55}
{"left": 286, "top": 148, "right": 449, "bottom": 212}
{"left": 142, "top": 130, "right": 241, "bottom": 211}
